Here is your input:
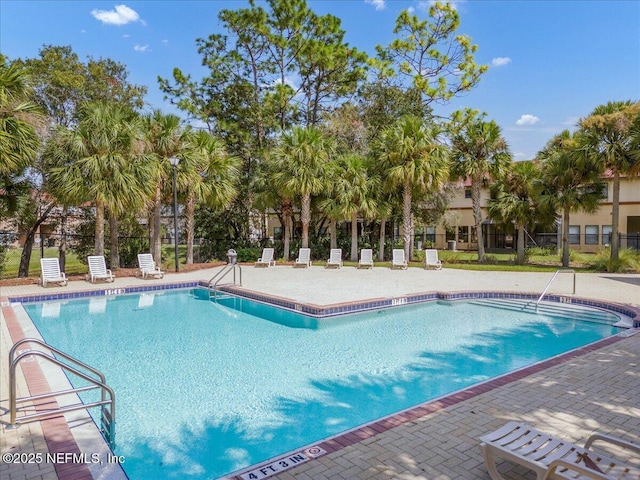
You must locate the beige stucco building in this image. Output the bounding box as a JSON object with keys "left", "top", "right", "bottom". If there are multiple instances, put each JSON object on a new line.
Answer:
{"left": 263, "top": 173, "right": 640, "bottom": 255}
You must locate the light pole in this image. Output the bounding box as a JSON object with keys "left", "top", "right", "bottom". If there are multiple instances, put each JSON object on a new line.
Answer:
{"left": 169, "top": 157, "right": 180, "bottom": 272}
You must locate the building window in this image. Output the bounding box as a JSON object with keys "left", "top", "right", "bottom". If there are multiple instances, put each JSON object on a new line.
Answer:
{"left": 464, "top": 189, "right": 472, "bottom": 199}
{"left": 458, "top": 226, "right": 469, "bottom": 243}
{"left": 585, "top": 225, "right": 599, "bottom": 245}
{"left": 569, "top": 226, "right": 580, "bottom": 245}
{"left": 426, "top": 226, "right": 436, "bottom": 242}
{"left": 602, "top": 225, "right": 612, "bottom": 245}
{"left": 601, "top": 183, "right": 609, "bottom": 200}
{"left": 273, "top": 226, "right": 282, "bottom": 240}
{"left": 445, "top": 226, "right": 456, "bottom": 242}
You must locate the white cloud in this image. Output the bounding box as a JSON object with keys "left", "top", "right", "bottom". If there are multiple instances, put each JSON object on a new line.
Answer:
{"left": 516, "top": 114, "right": 540, "bottom": 126}
{"left": 492, "top": 57, "right": 511, "bottom": 67}
{"left": 407, "top": 6, "right": 415, "bottom": 13}
{"left": 420, "top": 1, "right": 463, "bottom": 11}
{"left": 91, "top": 5, "right": 140, "bottom": 26}
{"left": 123, "top": 33, "right": 130, "bottom": 38}
{"left": 365, "top": 0, "right": 386, "bottom": 10}
{"left": 162, "top": 39, "right": 169, "bottom": 46}
{"left": 133, "top": 44, "right": 150, "bottom": 53}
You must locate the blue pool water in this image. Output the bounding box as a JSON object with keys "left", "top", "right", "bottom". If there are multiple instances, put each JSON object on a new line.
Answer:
{"left": 24, "top": 289, "right": 620, "bottom": 479}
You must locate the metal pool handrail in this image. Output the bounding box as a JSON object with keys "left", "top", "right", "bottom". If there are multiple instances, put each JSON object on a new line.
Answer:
{"left": 208, "top": 264, "right": 242, "bottom": 299}
{"left": 8, "top": 338, "right": 116, "bottom": 448}
{"left": 536, "top": 269, "right": 576, "bottom": 310}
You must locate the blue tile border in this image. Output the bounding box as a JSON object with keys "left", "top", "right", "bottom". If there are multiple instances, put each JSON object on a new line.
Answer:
{"left": 6, "top": 281, "right": 639, "bottom": 328}
{"left": 7, "top": 281, "right": 200, "bottom": 304}
{"left": 214, "top": 285, "right": 640, "bottom": 327}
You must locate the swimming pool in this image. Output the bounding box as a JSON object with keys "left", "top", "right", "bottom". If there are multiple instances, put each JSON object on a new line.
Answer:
{"left": 23, "top": 288, "right": 621, "bottom": 479}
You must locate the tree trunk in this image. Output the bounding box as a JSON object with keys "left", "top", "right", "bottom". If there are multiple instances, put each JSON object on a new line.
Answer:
{"left": 95, "top": 199, "right": 105, "bottom": 256}
{"left": 562, "top": 206, "right": 571, "bottom": 267}
{"left": 350, "top": 212, "right": 358, "bottom": 262}
{"left": 402, "top": 178, "right": 412, "bottom": 261}
{"left": 378, "top": 217, "right": 386, "bottom": 262}
{"left": 329, "top": 219, "right": 337, "bottom": 250}
{"left": 185, "top": 193, "right": 195, "bottom": 264}
{"left": 516, "top": 224, "right": 525, "bottom": 265}
{"left": 611, "top": 172, "right": 620, "bottom": 262}
{"left": 109, "top": 214, "right": 119, "bottom": 269}
{"left": 282, "top": 199, "right": 292, "bottom": 261}
{"left": 148, "top": 208, "right": 154, "bottom": 256}
{"left": 18, "top": 203, "right": 55, "bottom": 278}
{"left": 59, "top": 208, "right": 67, "bottom": 271}
{"left": 301, "top": 193, "right": 311, "bottom": 249}
{"left": 471, "top": 176, "right": 485, "bottom": 263}
{"left": 152, "top": 187, "right": 162, "bottom": 265}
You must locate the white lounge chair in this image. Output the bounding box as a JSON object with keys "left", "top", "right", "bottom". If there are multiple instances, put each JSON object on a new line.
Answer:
{"left": 424, "top": 249, "right": 442, "bottom": 270}
{"left": 294, "top": 248, "right": 312, "bottom": 268}
{"left": 255, "top": 248, "right": 276, "bottom": 267}
{"left": 358, "top": 249, "right": 374, "bottom": 269}
{"left": 87, "top": 255, "right": 115, "bottom": 283}
{"left": 137, "top": 253, "right": 164, "bottom": 279}
{"left": 391, "top": 249, "right": 408, "bottom": 270}
{"left": 326, "top": 248, "right": 343, "bottom": 268}
{"left": 40, "top": 258, "right": 67, "bottom": 287}
{"left": 480, "top": 421, "right": 640, "bottom": 480}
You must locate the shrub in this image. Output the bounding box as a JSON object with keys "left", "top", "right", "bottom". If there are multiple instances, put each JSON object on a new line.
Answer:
{"left": 590, "top": 248, "right": 639, "bottom": 273}
{"left": 234, "top": 247, "right": 262, "bottom": 263}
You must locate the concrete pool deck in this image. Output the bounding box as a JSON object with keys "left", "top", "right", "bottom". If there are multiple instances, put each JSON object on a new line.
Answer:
{"left": 1, "top": 265, "right": 639, "bottom": 480}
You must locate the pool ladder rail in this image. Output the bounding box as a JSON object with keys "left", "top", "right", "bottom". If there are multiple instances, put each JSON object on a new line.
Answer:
{"left": 8, "top": 338, "right": 116, "bottom": 449}
{"left": 208, "top": 262, "right": 242, "bottom": 300}
{"left": 536, "top": 268, "right": 576, "bottom": 310}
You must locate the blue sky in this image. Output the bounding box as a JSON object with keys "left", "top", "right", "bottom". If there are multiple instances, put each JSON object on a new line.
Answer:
{"left": 2, "top": 0, "right": 639, "bottom": 160}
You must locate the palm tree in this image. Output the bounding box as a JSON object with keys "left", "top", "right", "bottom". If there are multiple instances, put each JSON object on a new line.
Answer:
{"left": 47, "top": 102, "right": 154, "bottom": 260}
{"left": 450, "top": 114, "right": 511, "bottom": 263}
{"left": 0, "top": 57, "right": 43, "bottom": 178}
{"left": 578, "top": 100, "right": 640, "bottom": 261}
{"left": 271, "top": 126, "right": 332, "bottom": 249}
{"left": 320, "top": 154, "right": 378, "bottom": 261}
{"left": 487, "top": 161, "right": 542, "bottom": 265}
{"left": 0, "top": 56, "right": 44, "bottom": 221}
{"left": 142, "top": 110, "right": 186, "bottom": 265}
{"left": 182, "top": 130, "right": 240, "bottom": 263}
{"left": 375, "top": 115, "right": 449, "bottom": 260}
{"left": 538, "top": 130, "right": 605, "bottom": 267}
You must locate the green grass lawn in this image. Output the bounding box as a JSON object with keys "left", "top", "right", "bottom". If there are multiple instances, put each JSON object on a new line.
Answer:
{"left": 1, "top": 246, "right": 635, "bottom": 279}
{"left": 0, "top": 245, "right": 192, "bottom": 279}
{"left": 1, "top": 247, "right": 88, "bottom": 279}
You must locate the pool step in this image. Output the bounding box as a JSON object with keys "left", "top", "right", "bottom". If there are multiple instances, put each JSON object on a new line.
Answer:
{"left": 470, "top": 298, "right": 619, "bottom": 325}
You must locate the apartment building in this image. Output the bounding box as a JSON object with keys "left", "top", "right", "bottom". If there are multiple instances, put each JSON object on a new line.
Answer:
{"left": 436, "top": 173, "right": 640, "bottom": 253}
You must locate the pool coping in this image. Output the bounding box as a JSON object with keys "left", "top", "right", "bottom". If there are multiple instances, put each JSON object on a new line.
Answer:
{"left": 7, "top": 280, "right": 637, "bottom": 327}
{"left": 3, "top": 281, "right": 639, "bottom": 480}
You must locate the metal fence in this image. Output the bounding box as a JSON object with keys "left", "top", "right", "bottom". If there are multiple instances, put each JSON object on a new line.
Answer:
{"left": 1, "top": 230, "right": 638, "bottom": 279}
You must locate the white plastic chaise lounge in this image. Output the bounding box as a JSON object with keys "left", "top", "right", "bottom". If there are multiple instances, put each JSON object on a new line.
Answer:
{"left": 294, "top": 248, "right": 312, "bottom": 268}
{"left": 40, "top": 258, "right": 67, "bottom": 287}
{"left": 137, "top": 253, "right": 164, "bottom": 279}
{"left": 255, "top": 248, "right": 276, "bottom": 267}
{"left": 87, "top": 255, "right": 115, "bottom": 283}
{"left": 358, "top": 248, "right": 374, "bottom": 269}
{"left": 479, "top": 421, "right": 640, "bottom": 480}
{"left": 424, "top": 249, "right": 442, "bottom": 270}
{"left": 391, "top": 249, "right": 408, "bottom": 270}
{"left": 326, "top": 248, "right": 343, "bottom": 268}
